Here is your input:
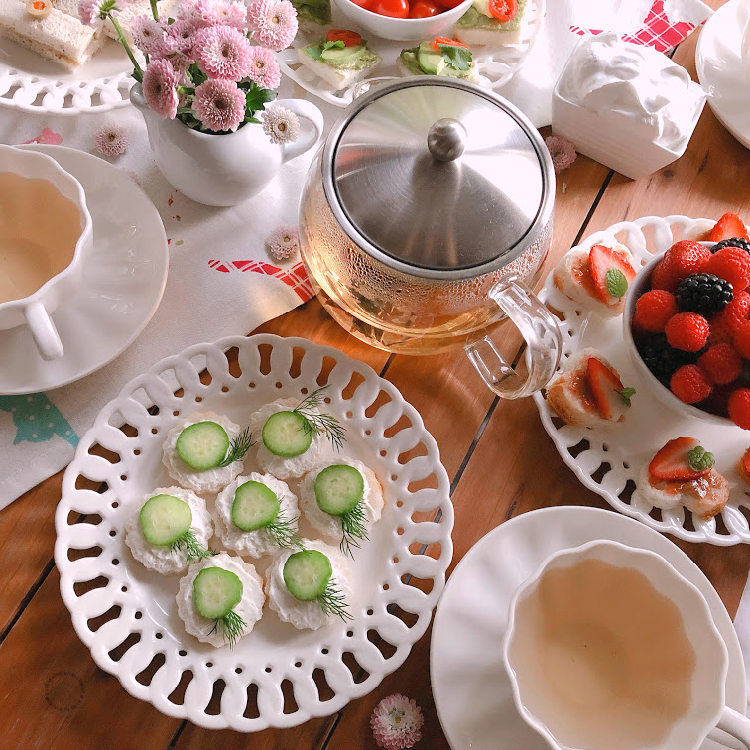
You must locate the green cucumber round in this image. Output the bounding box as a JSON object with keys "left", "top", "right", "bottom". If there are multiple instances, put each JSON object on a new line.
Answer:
{"left": 231, "top": 481, "right": 280, "bottom": 532}
{"left": 313, "top": 464, "right": 364, "bottom": 516}
{"left": 176, "top": 421, "right": 230, "bottom": 471}
{"left": 262, "top": 411, "right": 312, "bottom": 457}
{"left": 139, "top": 494, "right": 192, "bottom": 546}
{"left": 193, "top": 567, "right": 243, "bottom": 620}
{"left": 283, "top": 549, "right": 332, "bottom": 601}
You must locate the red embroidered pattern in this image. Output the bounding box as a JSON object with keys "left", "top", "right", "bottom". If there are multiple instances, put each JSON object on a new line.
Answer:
{"left": 207, "top": 259, "right": 314, "bottom": 303}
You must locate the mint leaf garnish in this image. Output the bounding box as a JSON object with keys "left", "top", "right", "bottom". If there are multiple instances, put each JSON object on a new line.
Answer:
{"left": 617, "top": 387, "right": 636, "bottom": 406}
{"left": 307, "top": 45, "right": 323, "bottom": 60}
{"left": 687, "top": 445, "right": 715, "bottom": 472}
{"left": 605, "top": 267, "right": 628, "bottom": 298}
{"left": 322, "top": 40, "right": 345, "bottom": 51}
{"left": 438, "top": 44, "right": 472, "bottom": 72}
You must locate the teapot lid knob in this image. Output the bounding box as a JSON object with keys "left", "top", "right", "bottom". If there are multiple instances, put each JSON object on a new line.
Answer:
{"left": 427, "top": 118, "right": 466, "bottom": 163}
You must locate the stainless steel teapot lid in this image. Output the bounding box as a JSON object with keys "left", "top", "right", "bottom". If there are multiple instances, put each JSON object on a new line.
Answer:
{"left": 322, "top": 78, "right": 555, "bottom": 280}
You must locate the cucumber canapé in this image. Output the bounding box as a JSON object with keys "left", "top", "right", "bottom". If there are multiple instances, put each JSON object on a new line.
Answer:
{"left": 313, "top": 464, "right": 364, "bottom": 517}
{"left": 262, "top": 411, "right": 313, "bottom": 458}
{"left": 231, "top": 480, "right": 280, "bottom": 532}
{"left": 283, "top": 549, "right": 332, "bottom": 601}
{"left": 140, "top": 494, "right": 192, "bottom": 546}
{"left": 193, "top": 567, "right": 244, "bottom": 620}
{"left": 176, "top": 421, "right": 230, "bottom": 471}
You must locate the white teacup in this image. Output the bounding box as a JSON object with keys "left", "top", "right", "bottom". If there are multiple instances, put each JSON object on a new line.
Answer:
{"left": 503, "top": 540, "right": 750, "bottom": 750}
{"left": 0, "top": 145, "right": 93, "bottom": 361}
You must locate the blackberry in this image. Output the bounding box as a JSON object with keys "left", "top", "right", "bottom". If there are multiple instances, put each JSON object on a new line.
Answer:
{"left": 637, "top": 333, "right": 699, "bottom": 385}
{"left": 711, "top": 237, "right": 750, "bottom": 255}
{"left": 675, "top": 273, "right": 733, "bottom": 315}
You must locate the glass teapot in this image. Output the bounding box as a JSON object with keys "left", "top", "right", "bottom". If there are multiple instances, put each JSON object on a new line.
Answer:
{"left": 298, "top": 78, "right": 561, "bottom": 399}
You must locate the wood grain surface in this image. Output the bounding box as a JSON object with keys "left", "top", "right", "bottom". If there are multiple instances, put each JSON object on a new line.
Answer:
{"left": 2, "top": 4, "right": 749, "bottom": 747}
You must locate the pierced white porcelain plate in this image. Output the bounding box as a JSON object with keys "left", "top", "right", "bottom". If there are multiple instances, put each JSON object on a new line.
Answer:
{"left": 278, "top": 0, "right": 545, "bottom": 108}
{"left": 0, "top": 37, "right": 137, "bottom": 114}
{"left": 533, "top": 215, "right": 750, "bottom": 546}
{"left": 54, "top": 334, "right": 453, "bottom": 731}
{"left": 696, "top": 0, "right": 750, "bottom": 150}
{"left": 431, "top": 506, "right": 746, "bottom": 750}
{"left": 0, "top": 145, "right": 168, "bottom": 395}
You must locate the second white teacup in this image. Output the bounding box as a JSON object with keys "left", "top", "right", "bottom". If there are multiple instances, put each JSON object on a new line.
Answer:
{"left": 0, "top": 145, "right": 93, "bottom": 361}
{"left": 503, "top": 540, "right": 750, "bottom": 750}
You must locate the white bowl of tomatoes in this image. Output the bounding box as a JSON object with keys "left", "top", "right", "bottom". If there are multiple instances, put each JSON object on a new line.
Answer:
{"left": 333, "top": 0, "right": 473, "bottom": 42}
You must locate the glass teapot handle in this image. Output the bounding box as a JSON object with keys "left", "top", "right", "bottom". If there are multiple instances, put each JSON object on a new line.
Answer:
{"left": 465, "top": 276, "right": 562, "bottom": 400}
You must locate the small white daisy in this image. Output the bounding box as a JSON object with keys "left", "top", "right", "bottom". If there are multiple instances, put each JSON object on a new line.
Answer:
{"left": 94, "top": 122, "right": 128, "bottom": 156}
{"left": 261, "top": 105, "right": 300, "bottom": 145}
{"left": 266, "top": 224, "right": 299, "bottom": 261}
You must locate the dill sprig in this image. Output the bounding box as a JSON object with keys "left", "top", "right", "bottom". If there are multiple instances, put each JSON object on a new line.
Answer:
{"left": 293, "top": 386, "right": 346, "bottom": 451}
{"left": 218, "top": 427, "right": 255, "bottom": 467}
{"left": 170, "top": 528, "right": 213, "bottom": 563}
{"left": 339, "top": 501, "right": 368, "bottom": 558}
{"left": 317, "top": 578, "right": 352, "bottom": 622}
{"left": 265, "top": 507, "right": 304, "bottom": 550}
{"left": 209, "top": 609, "right": 246, "bottom": 648}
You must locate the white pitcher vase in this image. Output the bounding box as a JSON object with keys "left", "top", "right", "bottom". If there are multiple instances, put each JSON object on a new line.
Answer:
{"left": 131, "top": 84, "right": 324, "bottom": 207}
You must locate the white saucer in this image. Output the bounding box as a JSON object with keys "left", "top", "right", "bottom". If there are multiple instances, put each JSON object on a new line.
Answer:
{"left": 431, "top": 506, "right": 747, "bottom": 750}
{"left": 696, "top": 0, "right": 750, "bottom": 150}
{"left": 0, "top": 145, "right": 168, "bottom": 395}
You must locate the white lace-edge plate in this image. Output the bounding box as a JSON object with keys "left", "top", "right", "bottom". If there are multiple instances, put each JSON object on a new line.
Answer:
{"left": 54, "top": 334, "right": 453, "bottom": 730}
{"left": 278, "top": 0, "right": 544, "bottom": 108}
{"left": 0, "top": 36, "right": 135, "bottom": 114}
{"left": 533, "top": 215, "right": 750, "bottom": 546}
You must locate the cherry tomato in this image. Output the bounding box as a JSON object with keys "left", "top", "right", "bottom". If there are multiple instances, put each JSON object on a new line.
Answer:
{"left": 408, "top": 0, "right": 440, "bottom": 17}
{"left": 430, "top": 36, "right": 469, "bottom": 51}
{"left": 488, "top": 0, "right": 517, "bottom": 22}
{"left": 434, "top": 0, "right": 464, "bottom": 9}
{"left": 326, "top": 29, "right": 363, "bottom": 46}
{"left": 348, "top": 0, "right": 372, "bottom": 9}
{"left": 369, "top": 0, "right": 409, "bottom": 18}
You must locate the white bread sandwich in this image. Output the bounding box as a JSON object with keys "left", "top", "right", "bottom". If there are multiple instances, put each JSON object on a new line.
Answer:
{"left": 398, "top": 38, "right": 479, "bottom": 83}
{"left": 553, "top": 242, "right": 637, "bottom": 317}
{"left": 297, "top": 32, "right": 380, "bottom": 91}
{"left": 0, "top": 0, "right": 105, "bottom": 70}
{"left": 545, "top": 348, "right": 635, "bottom": 428}
{"left": 638, "top": 437, "right": 729, "bottom": 521}
{"left": 454, "top": 0, "right": 527, "bottom": 47}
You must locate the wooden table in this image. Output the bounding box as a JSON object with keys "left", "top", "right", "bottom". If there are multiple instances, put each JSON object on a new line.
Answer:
{"left": 4, "top": 5, "right": 750, "bottom": 747}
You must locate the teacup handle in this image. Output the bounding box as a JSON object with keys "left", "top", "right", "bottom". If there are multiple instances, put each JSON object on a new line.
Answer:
{"left": 717, "top": 706, "right": 750, "bottom": 748}
{"left": 274, "top": 99, "right": 324, "bottom": 164}
{"left": 25, "top": 300, "right": 64, "bottom": 361}
{"left": 465, "top": 276, "right": 562, "bottom": 399}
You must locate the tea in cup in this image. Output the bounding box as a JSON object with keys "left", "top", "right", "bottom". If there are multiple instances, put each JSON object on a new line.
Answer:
{"left": 0, "top": 145, "right": 93, "bottom": 361}
{"left": 503, "top": 540, "right": 750, "bottom": 750}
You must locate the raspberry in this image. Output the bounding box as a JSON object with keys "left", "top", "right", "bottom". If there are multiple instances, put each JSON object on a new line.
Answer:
{"left": 664, "top": 240, "right": 712, "bottom": 284}
{"left": 704, "top": 247, "right": 750, "bottom": 291}
{"left": 729, "top": 389, "right": 750, "bottom": 430}
{"left": 734, "top": 321, "right": 750, "bottom": 358}
{"left": 709, "top": 291, "right": 750, "bottom": 345}
{"left": 697, "top": 344, "right": 742, "bottom": 385}
{"left": 650, "top": 260, "right": 679, "bottom": 292}
{"left": 633, "top": 290, "right": 678, "bottom": 332}
{"left": 665, "top": 312, "right": 710, "bottom": 352}
{"left": 670, "top": 365, "right": 713, "bottom": 404}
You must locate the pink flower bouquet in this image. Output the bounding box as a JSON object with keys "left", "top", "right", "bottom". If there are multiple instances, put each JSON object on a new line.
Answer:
{"left": 79, "top": 0, "right": 299, "bottom": 136}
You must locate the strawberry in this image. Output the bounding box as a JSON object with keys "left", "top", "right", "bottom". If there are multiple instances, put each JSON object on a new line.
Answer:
{"left": 588, "top": 244, "right": 637, "bottom": 305}
{"left": 648, "top": 437, "right": 714, "bottom": 481}
{"left": 585, "top": 357, "right": 634, "bottom": 421}
{"left": 708, "top": 212, "right": 749, "bottom": 243}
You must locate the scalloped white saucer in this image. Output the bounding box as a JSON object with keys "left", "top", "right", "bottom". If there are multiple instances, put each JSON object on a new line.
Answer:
{"left": 0, "top": 145, "right": 168, "bottom": 395}
{"left": 431, "top": 506, "right": 746, "bottom": 750}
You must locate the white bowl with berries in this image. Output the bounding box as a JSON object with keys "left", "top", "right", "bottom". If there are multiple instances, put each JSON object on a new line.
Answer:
{"left": 625, "top": 213, "right": 750, "bottom": 431}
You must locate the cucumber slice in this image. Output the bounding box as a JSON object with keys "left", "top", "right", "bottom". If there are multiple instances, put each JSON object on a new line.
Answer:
{"left": 314, "top": 464, "right": 364, "bottom": 516}
{"left": 139, "top": 494, "right": 192, "bottom": 546}
{"left": 262, "top": 411, "right": 313, "bottom": 457}
{"left": 193, "top": 567, "right": 243, "bottom": 620}
{"left": 176, "top": 421, "right": 230, "bottom": 470}
{"left": 231, "top": 481, "right": 280, "bottom": 531}
{"left": 283, "top": 549, "right": 332, "bottom": 601}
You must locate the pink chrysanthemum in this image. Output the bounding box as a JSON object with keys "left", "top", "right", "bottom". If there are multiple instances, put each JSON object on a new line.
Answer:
{"left": 246, "top": 0, "right": 298, "bottom": 52}
{"left": 246, "top": 46, "right": 281, "bottom": 89}
{"left": 94, "top": 122, "right": 128, "bottom": 156}
{"left": 176, "top": 0, "right": 207, "bottom": 24}
{"left": 164, "top": 18, "right": 199, "bottom": 54}
{"left": 78, "top": 0, "right": 112, "bottom": 24}
{"left": 142, "top": 58, "right": 179, "bottom": 119}
{"left": 370, "top": 694, "right": 424, "bottom": 750}
{"left": 193, "top": 24, "right": 253, "bottom": 79}
{"left": 261, "top": 105, "right": 300, "bottom": 144}
{"left": 266, "top": 225, "right": 299, "bottom": 261}
{"left": 193, "top": 78, "right": 246, "bottom": 132}
{"left": 545, "top": 135, "right": 577, "bottom": 174}
{"left": 210, "top": 0, "right": 248, "bottom": 30}
{"left": 131, "top": 14, "right": 165, "bottom": 55}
